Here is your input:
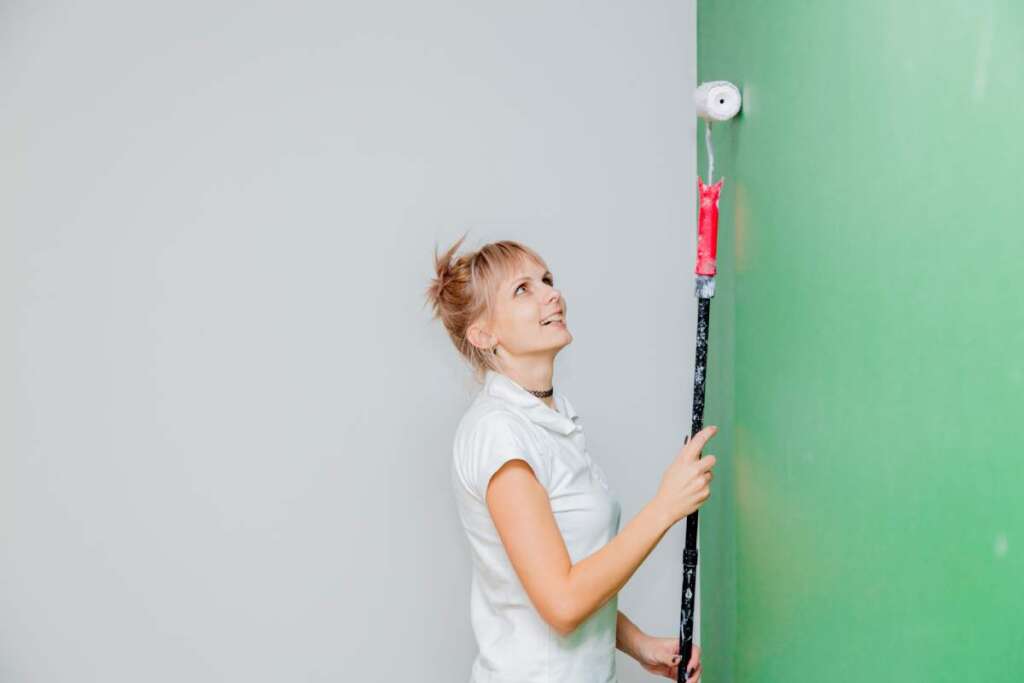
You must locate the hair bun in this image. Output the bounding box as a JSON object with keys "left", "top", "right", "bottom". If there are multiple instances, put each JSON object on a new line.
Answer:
{"left": 426, "top": 233, "right": 469, "bottom": 314}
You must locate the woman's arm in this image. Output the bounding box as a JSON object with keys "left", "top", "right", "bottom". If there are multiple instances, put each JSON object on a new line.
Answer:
{"left": 486, "top": 460, "right": 675, "bottom": 636}
{"left": 617, "top": 610, "right": 703, "bottom": 681}
{"left": 484, "top": 426, "right": 716, "bottom": 636}
{"left": 615, "top": 610, "right": 647, "bottom": 659}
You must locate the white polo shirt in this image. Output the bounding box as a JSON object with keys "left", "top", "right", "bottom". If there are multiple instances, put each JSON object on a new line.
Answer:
{"left": 451, "top": 369, "right": 623, "bottom": 683}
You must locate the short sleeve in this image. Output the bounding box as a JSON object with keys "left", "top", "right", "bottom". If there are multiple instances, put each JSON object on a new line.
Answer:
{"left": 466, "top": 411, "right": 550, "bottom": 498}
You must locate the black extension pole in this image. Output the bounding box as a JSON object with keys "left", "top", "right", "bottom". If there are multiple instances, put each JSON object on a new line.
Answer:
{"left": 677, "top": 292, "right": 711, "bottom": 682}
{"left": 677, "top": 165, "right": 723, "bottom": 682}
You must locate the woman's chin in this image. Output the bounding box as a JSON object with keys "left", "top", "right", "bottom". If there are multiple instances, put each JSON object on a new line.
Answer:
{"left": 553, "top": 332, "right": 573, "bottom": 350}
{"left": 528, "top": 328, "right": 573, "bottom": 354}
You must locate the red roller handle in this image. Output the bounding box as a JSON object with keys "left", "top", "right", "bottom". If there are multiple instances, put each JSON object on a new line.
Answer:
{"left": 695, "top": 177, "right": 723, "bottom": 276}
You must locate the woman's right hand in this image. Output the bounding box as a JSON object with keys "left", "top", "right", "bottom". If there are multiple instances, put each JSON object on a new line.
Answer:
{"left": 653, "top": 425, "right": 718, "bottom": 525}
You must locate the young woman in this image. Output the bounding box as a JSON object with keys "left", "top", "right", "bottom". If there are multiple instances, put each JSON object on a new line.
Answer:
{"left": 425, "top": 234, "right": 717, "bottom": 682}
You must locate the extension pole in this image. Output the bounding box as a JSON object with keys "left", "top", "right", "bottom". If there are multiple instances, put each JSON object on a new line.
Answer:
{"left": 677, "top": 292, "right": 711, "bottom": 683}
{"left": 677, "top": 116, "right": 727, "bottom": 683}
{"left": 677, "top": 80, "right": 739, "bottom": 682}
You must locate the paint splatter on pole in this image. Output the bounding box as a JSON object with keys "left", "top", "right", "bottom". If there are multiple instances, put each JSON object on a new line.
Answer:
{"left": 677, "top": 176, "right": 722, "bottom": 683}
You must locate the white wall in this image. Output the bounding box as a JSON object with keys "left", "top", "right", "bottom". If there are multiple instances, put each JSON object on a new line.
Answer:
{"left": 3, "top": 1, "right": 699, "bottom": 680}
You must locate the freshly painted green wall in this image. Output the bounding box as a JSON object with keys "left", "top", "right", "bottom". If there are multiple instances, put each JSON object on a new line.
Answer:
{"left": 697, "top": 2, "right": 1024, "bottom": 681}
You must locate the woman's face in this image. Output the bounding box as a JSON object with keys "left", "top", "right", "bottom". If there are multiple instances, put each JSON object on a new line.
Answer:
{"left": 489, "top": 256, "right": 572, "bottom": 358}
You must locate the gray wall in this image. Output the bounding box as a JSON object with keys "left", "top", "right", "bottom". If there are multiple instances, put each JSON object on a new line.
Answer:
{"left": 4, "top": 1, "right": 701, "bottom": 680}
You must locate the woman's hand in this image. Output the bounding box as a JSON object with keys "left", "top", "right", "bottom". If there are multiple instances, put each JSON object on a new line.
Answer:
{"left": 636, "top": 634, "right": 702, "bottom": 682}
{"left": 653, "top": 425, "right": 718, "bottom": 525}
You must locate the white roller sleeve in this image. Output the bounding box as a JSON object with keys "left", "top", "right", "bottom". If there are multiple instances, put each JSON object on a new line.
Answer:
{"left": 695, "top": 81, "right": 741, "bottom": 121}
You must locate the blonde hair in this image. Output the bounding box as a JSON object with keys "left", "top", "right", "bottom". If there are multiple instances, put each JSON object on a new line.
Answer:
{"left": 424, "top": 232, "right": 548, "bottom": 383}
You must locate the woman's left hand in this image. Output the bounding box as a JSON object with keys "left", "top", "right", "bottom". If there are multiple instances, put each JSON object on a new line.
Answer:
{"left": 636, "top": 635, "right": 702, "bottom": 682}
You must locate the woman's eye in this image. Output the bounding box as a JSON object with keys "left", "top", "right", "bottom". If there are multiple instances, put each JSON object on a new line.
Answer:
{"left": 515, "top": 278, "right": 553, "bottom": 295}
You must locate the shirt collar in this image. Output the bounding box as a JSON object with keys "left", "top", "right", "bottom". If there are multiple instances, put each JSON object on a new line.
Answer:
{"left": 484, "top": 369, "right": 580, "bottom": 436}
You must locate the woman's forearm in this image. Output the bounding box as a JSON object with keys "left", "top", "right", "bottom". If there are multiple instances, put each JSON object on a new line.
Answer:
{"left": 615, "top": 610, "right": 647, "bottom": 660}
{"left": 561, "top": 500, "right": 675, "bottom": 632}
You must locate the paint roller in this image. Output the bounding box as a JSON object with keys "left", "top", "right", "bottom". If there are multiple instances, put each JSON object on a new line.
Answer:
{"left": 695, "top": 82, "right": 742, "bottom": 179}
{"left": 677, "top": 80, "right": 741, "bottom": 683}
{"left": 696, "top": 79, "right": 742, "bottom": 120}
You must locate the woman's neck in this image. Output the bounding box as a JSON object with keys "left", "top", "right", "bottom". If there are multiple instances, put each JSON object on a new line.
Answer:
{"left": 500, "top": 361, "right": 555, "bottom": 410}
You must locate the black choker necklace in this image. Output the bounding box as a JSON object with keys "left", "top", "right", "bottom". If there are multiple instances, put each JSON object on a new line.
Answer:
{"left": 527, "top": 387, "right": 554, "bottom": 398}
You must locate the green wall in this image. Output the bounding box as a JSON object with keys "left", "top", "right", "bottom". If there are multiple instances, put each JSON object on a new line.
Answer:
{"left": 697, "top": 2, "right": 1024, "bottom": 681}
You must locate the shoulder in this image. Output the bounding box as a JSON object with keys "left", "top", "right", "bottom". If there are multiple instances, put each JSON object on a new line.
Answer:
{"left": 453, "top": 404, "right": 551, "bottom": 497}
{"left": 456, "top": 387, "right": 531, "bottom": 437}
{"left": 455, "top": 403, "right": 535, "bottom": 448}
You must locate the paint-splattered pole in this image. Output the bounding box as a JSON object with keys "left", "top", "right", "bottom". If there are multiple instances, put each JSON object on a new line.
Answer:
{"left": 677, "top": 126, "right": 723, "bottom": 683}
{"left": 678, "top": 81, "right": 740, "bottom": 682}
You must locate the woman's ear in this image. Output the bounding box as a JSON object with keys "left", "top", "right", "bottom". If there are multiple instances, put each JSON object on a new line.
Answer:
{"left": 466, "top": 322, "right": 496, "bottom": 352}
